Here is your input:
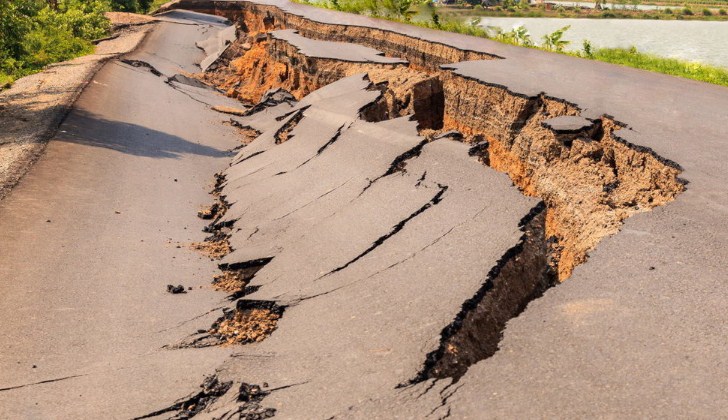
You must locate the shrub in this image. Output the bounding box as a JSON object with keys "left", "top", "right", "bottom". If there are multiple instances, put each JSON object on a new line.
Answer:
{"left": 719, "top": 8, "right": 727, "bottom": 15}
{"left": 702, "top": 8, "right": 712, "bottom": 16}
{"left": 582, "top": 39, "right": 593, "bottom": 58}
{"left": 682, "top": 7, "right": 693, "bottom": 15}
{"left": 0, "top": 0, "right": 110, "bottom": 87}
{"left": 541, "top": 25, "right": 571, "bottom": 52}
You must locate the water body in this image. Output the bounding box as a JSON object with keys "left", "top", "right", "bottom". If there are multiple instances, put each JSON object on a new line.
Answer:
{"left": 546, "top": 1, "right": 669, "bottom": 11}
{"left": 478, "top": 17, "right": 728, "bottom": 67}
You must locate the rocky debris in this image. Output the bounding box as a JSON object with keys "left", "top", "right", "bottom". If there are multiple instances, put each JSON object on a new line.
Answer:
{"left": 197, "top": 205, "right": 217, "bottom": 220}
{"left": 230, "top": 382, "right": 277, "bottom": 419}
{"left": 167, "top": 284, "right": 187, "bottom": 294}
{"left": 212, "top": 264, "right": 266, "bottom": 294}
{"left": 190, "top": 231, "right": 232, "bottom": 260}
{"left": 208, "top": 300, "right": 283, "bottom": 345}
{"left": 198, "top": 202, "right": 224, "bottom": 220}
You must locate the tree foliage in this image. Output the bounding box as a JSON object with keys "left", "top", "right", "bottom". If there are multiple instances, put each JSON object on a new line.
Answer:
{"left": 0, "top": 0, "right": 111, "bottom": 86}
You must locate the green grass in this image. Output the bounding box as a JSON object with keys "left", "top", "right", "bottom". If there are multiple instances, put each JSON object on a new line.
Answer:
{"left": 147, "top": 0, "right": 170, "bottom": 14}
{"left": 587, "top": 48, "right": 728, "bottom": 86}
{"left": 0, "top": 71, "right": 14, "bottom": 89}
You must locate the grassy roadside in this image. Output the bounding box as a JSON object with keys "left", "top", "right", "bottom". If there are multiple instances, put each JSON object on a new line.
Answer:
{"left": 0, "top": 0, "right": 162, "bottom": 89}
{"left": 294, "top": 0, "right": 728, "bottom": 87}
{"left": 588, "top": 48, "right": 728, "bottom": 85}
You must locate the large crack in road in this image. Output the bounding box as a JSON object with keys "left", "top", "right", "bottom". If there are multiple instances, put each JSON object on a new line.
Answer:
{"left": 3, "top": 3, "right": 728, "bottom": 419}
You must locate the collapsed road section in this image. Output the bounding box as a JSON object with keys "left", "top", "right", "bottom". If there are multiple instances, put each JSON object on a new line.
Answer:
{"left": 137, "top": 1, "right": 699, "bottom": 416}
{"left": 144, "top": 0, "right": 728, "bottom": 418}
{"left": 2, "top": 0, "right": 727, "bottom": 418}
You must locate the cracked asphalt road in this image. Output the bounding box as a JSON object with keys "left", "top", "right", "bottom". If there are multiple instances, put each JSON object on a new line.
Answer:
{"left": 0, "top": 12, "right": 245, "bottom": 419}
{"left": 3, "top": 3, "right": 728, "bottom": 418}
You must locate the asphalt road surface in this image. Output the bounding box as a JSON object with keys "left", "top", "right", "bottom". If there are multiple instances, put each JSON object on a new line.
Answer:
{"left": 2, "top": 3, "right": 728, "bottom": 419}
{"left": 0, "top": 12, "right": 244, "bottom": 419}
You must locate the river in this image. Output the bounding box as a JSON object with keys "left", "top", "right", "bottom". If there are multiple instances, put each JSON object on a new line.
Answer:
{"left": 546, "top": 1, "right": 670, "bottom": 11}
{"left": 476, "top": 17, "right": 728, "bottom": 67}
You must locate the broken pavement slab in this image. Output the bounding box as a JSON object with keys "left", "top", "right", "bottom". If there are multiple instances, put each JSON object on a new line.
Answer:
{"left": 194, "top": 76, "right": 542, "bottom": 418}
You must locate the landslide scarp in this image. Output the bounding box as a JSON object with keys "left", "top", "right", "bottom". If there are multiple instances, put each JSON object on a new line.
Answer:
{"left": 180, "top": 1, "right": 686, "bottom": 386}
{"left": 196, "top": 13, "right": 685, "bottom": 282}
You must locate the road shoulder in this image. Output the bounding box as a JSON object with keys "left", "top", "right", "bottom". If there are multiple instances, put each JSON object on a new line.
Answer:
{"left": 0, "top": 13, "right": 157, "bottom": 201}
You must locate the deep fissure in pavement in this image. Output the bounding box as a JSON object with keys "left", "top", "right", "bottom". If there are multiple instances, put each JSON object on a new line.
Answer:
{"left": 415, "top": 203, "right": 556, "bottom": 382}
{"left": 198, "top": 8, "right": 686, "bottom": 280}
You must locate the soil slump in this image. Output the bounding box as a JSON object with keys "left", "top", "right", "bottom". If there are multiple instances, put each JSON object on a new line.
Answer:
{"left": 177, "top": 1, "right": 686, "bottom": 385}
{"left": 201, "top": 19, "right": 685, "bottom": 281}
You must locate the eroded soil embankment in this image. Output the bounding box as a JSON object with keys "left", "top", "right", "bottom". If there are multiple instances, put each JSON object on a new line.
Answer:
{"left": 164, "top": 0, "right": 498, "bottom": 69}
{"left": 190, "top": 6, "right": 685, "bottom": 281}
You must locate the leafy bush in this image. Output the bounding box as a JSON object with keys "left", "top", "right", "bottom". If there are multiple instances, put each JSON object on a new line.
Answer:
{"left": 682, "top": 7, "right": 694, "bottom": 15}
{"left": 720, "top": 8, "right": 727, "bottom": 15}
{"left": 702, "top": 8, "right": 712, "bottom": 16}
{"left": 0, "top": 0, "right": 111, "bottom": 87}
{"left": 582, "top": 39, "right": 593, "bottom": 58}
{"left": 541, "top": 25, "right": 570, "bottom": 52}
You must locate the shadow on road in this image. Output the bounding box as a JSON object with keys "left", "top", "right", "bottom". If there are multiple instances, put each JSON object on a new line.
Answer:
{"left": 55, "top": 108, "right": 229, "bottom": 159}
